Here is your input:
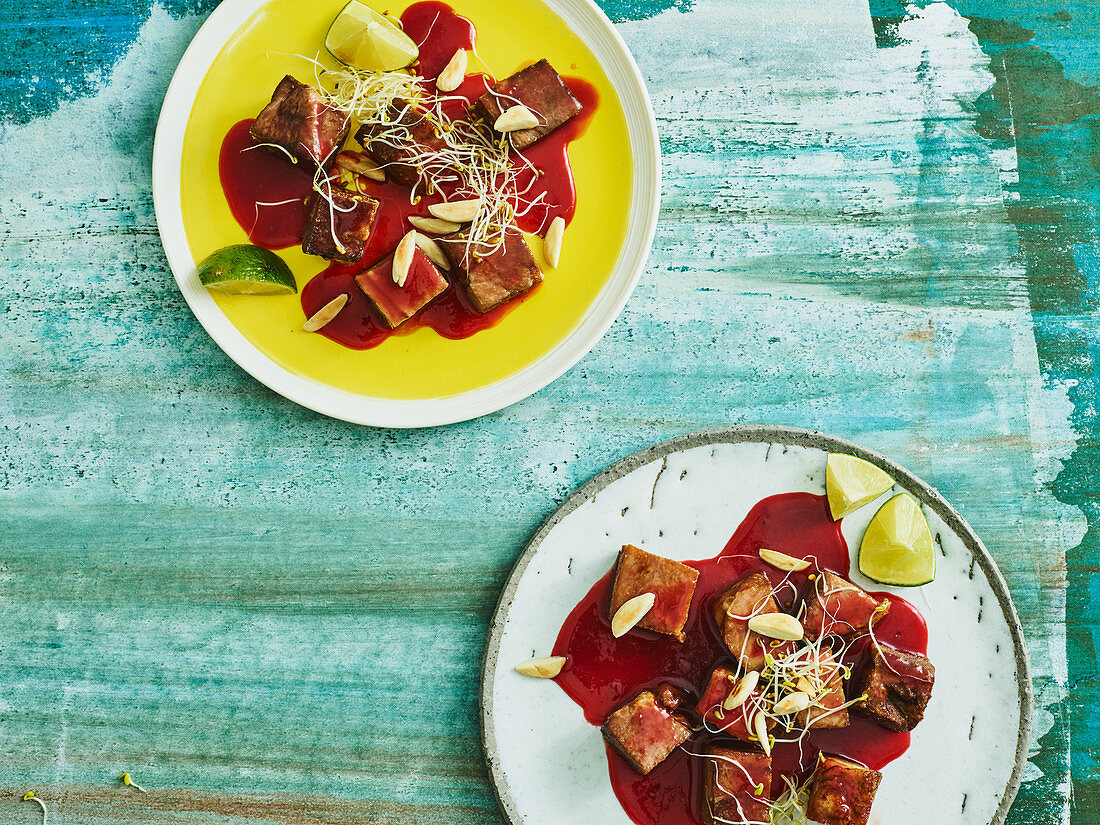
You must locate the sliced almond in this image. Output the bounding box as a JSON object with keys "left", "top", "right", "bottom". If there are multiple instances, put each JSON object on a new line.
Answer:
{"left": 436, "top": 48, "right": 468, "bottom": 93}
{"left": 611, "top": 592, "right": 656, "bottom": 638}
{"left": 409, "top": 215, "right": 461, "bottom": 234}
{"left": 722, "top": 669, "right": 760, "bottom": 711}
{"left": 795, "top": 676, "right": 818, "bottom": 696}
{"left": 747, "top": 612, "right": 804, "bottom": 641}
{"left": 414, "top": 232, "right": 450, "bottom": 271}
{"left": 515, "top": 656, "right": 566, "bottom": 678}
{"left": 758, "top": 548, "right": 811, "bottom": 572}
{"left": 772, "top": 691, "right": 811, "bottom": 715}
{"left": 302, "top": 293, "right": 349, "bottom": 332}
{"left": 494, "top": 104, "right": 540, "bottom": 133}
{"left": 392, "top": 230, "right": 417, "bottom": 287}
{"left": 428, "top": 199, "right": 482, "bottom": 223}
{"left": 753, "top": 710, "right": 771, "bottom": 757}
{"left": 544, "top": 215, "right": 565, "bottom": 268}
{"left": 335, "top": 150, "right": 385, "bottom": 182}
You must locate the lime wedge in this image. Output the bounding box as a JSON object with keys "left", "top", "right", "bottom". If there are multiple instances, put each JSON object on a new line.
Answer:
{"left": 826, "top": 453, "right": 894, "bottom": 520}
{"left": 196, "top": 245, "right": 297, "bottom": 295}
{"left": 859, "top": 493, "right": 936, "bottom": 586}
{"left": 325, "top": 1, "right": 418, "bottom": 72}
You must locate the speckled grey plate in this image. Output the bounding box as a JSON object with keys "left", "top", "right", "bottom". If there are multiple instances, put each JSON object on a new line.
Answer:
{"left": 482, "top": 426, "right": 1031, "bottom": 825}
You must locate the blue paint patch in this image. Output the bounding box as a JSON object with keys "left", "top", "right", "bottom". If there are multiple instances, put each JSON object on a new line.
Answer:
{"left": 0, "top": 0, "right": 685, "bottom": 129}
{"left": 598, "top": 0, "right": 695, "bottom": 22}
{"left": 1076, "top": 243, "right": 1100, "bottom": 305}
{"left": 0, "top": 0, "right": 218, "bottom": 127}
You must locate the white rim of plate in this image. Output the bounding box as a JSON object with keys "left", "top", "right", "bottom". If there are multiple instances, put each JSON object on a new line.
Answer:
{"left": 481, "top": 425, "right": 1033, "bottom": 825}
{"left": 152, "top": 0, "right": 660, "bottom": 428}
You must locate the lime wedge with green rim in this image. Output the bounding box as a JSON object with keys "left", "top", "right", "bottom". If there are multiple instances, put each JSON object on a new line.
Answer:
{"left": 859, "top": 493, "right": 936, "bottom": 586}
{"left": 826, "top": 453, "right": 894, "bottom": 520}
{"left": 326, "top": 1, "right": 419, "bottom": 72}
{"left": 196, "top": 245, "right": 297, "bottom": 295}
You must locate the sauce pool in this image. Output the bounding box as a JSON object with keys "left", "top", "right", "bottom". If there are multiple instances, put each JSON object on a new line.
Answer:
{"left": 218, "top": 119, "right": 312, "bottom": 248}
{"left": 551, "top": 493, "right": 929, "bottom": 825}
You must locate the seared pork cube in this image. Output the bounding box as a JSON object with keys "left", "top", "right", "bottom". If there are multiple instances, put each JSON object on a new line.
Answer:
{"left": 602, "top": 687, "right": 692, "bottom": 775}
{"left": 694, "top": 665, "right": 771, "bottom": 742}
{"left": 251, "top": 75, "right": 350, "bottom": 166}
{"left": 712, "top": 573, "right": 790, "bottom": 670}
{"left": 794, "top": 649, "right": 849, "bottom": 730}
{"left": 442, "top": 226, "right": 544, "bottom": 314}
{"left": 852, "top": 643, "right": 935, "bottom": 732}
{"left": 302, "top": 185, "right": 380, "bottom": 263}
{"left": 473, "top": 59, "right": 582, "bottom": 151}
{"left": 355, "top": 246, "right": 449, "bottom": 329}
{"left": 355, "top": 99, "right": 446, "bottom": 189}
{"left": 806, "top": 754, "right": 881, "bottom": 825}
{"left": 702, "top": 745, "right": 772, "bottom": 825}
{"left": 801, "top": 570, "right": 889, "bottom": 641}
{"left": 608, "top": 544, "right": 699, "bottom": 641}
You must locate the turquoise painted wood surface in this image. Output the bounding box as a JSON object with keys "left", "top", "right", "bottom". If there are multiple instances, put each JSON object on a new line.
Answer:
{"left": 0, "top": 0, "right": 1096, "bottom": 822}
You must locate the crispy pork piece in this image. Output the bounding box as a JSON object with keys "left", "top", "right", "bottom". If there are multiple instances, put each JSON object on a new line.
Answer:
{"left": 801, "top": 570, "right": 889, "bottom": 641}
{"left": 712, "top": 573, "right": 790, "bottom": 670}
{"left": 794, "top": 649, "right": 849, "bottom": 730}
{"left": 355, "top": 99, "right": 446, "bottom": 189}
{"left": 355, "top": 246, "right": 449, "bottom": 329}
{"left": 806, "top": 754, "right": 881, "bottom": 825}
{"left": 852, "top": 643, "right": 935, "bottom": 732}
{"left": 702, "top": 745, "right": 772, "bottom": 825}
{"left": 251, "top": 75, "right": 350, "bottom": 166}
{"left": 608, "top": 544, "right": 700, "bottom": 641}
{"left": 441, "top": 226, "right": 544, "bottom": 314}
{"left": 654, "top": 682, "right": 689, "bottom": 712}
{"left": 302, "top": 185, "right": 380, "bottom": 263}
{"left": 602, "top": 686, "right": 692, "bottom": 775}
{"left": 694, "top": 665, "right": 772, "bottom": 743}
{"left": 472, "top": 59, "right": 582, "bottom": 151}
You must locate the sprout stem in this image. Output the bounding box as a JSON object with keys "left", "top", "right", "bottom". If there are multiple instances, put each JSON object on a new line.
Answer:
{"left": 118, "top": 773, "right": 148, "bottom": 793}
{"left": 22, "top": 791, "right": 48, "bottom": 825}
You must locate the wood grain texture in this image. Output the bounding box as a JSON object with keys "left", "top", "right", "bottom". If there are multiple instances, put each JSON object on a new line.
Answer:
{"left": 0, "top": 0, "right": 1095, "bottom": 822}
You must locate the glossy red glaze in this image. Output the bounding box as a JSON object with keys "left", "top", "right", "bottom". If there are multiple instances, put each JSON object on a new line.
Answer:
{"left": 551, "top": 492, "right": 929, "bottom": 825}
{"left": 300, "top": 258, "right": 535, "bottom": 349}
{"left": 514, "top": 77, "right": 598, "bottom": 235}
{"left": 219, "top": 119, "right": 313, "bottom": 248}
{"left": 355, "top": 247, "right": 449, "bottom": 328}
{"left": 401, "top": 1, "right": 476, "bottom": 79}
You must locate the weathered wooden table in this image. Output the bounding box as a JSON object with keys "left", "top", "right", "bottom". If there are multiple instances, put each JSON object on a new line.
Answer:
{"left": 0, "top": 0, "right": 1095, "bottom": 822}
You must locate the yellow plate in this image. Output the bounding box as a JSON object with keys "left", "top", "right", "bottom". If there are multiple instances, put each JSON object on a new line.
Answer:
{"left": 154, "top": 0, "right": 659, "bottom": 425}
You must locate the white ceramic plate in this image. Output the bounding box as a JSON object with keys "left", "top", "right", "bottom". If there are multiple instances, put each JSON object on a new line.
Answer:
{"left": 482, "top": 426, "right": 1031, "bottom": 825}
{"left": 151, "top": 0, "right": 659, "bottom": 428}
